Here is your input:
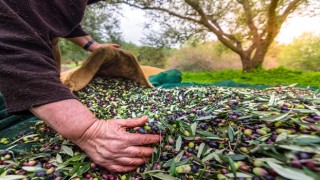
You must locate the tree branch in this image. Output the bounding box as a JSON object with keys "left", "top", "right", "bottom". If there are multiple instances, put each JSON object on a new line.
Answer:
{"left": 184, "top": 0, "right": 244, "bottom": 55}
{"left": 264, "top": 0, "right": 279, "bottom": 46}
{"left": 280, "top": 0, "right": 305, "bottom": 23}
{"left": 237, "top": 0, "right": 260, "bottom": 42}
{"left": 120, "top": 2, "right": 201, "bottom": 24}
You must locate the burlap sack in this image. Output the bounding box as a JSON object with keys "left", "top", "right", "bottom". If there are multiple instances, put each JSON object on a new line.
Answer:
{"left": 60, "top": 46, "right": 164, "bottom": 92}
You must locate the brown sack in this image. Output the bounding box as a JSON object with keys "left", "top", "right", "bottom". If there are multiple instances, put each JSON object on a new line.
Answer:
{"left": 60, "top": 46, "right": 164, "bottom": 92}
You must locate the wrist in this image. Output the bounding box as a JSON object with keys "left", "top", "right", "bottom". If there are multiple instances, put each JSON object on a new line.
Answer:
{"left": 83, "top": 39, "right": 95, "bottom": 51}
{"left": 87, "top": 42, "right": 101, "bottom": 52}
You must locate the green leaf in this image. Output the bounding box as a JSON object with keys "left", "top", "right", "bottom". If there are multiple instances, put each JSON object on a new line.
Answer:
{"left": 276, "top": 132, "right": 288, "bottom": 142}
{"left": 289, "top": 136, "right": 320, "bottom": 144}
{"left": 77, "top": 163, "right": 90, "bottom": 177}
{"left": 302, "top": 166, "right": 320, "bottom": 179}
{"left": 56, "top": 153, "right": 63, "bottom": 164}
{"left": 263, "top": 111, "right": 291, "bottom": 122}
{"left": 228, "top": 157, "right": 237, "bottom": 178}
{"left": 228, "top": 126, "right": 234, "bottom": 143}
{"left": 195, "top": 115, "right": 216, "bottom": 121}
{"left": 278, "top": 145, "right": 320, "bottom": 154}
{"left": 255, "top": 158, "right": 284, "bottom": 164}
{"left": 163, "top": 159, "right": 174, "bottom": 168}
{"left": 190, "top": 122, "right": 197, "bottom": 136}
{"left": 197, "top": 143, "right": 205, "bottom": 158}
{"left": 268, "top": 93, "right": 275, "bottom": 106}
{"left": 174, "top": 150, "right": 184, "bottom": 163}
{"left": 62, "top": 145, "right": 74, "bottom": 156}
{"left": 21, "top": 166, "right": 44, "bottom": 172}
{"left": 267, "top": 161, "right": 313, "bottom": 180}
{"left": 305, "top": 105, "right": 320, "bottom": 116}
{"left": 163, "top": 157, "right": 191, "bottom": 168}
{"left": 151, "top": 173, "right": 177, "bottom": 180}
{"left": 151, "top": 148, "right": 158, "bottom": 165}
{"left": 202, "top": 152, "right": 220, "bottom": 163}
{"left": 226, "top": 154, "right": 247, "bottom": 161}
{"left": 0, "top": 175, "right": 27, "bottom": 180}
{"left": 63, "top": 154, "right": 87, "bottom": 165}
{"left": 69, "top": 163, "right": 81, "bottom": 179}
{"left": 169, "top": 161, "right": 176, "bottom": 176}
{"left": 175, "top": 136, "right": 182, "bottom": 152}
{"left": 225, "top": 172, "right": 253, "bottom": 178}
{"left": 9, "top": 134, "right": 38, "bottom": 145}
{"left": 197, "top": 131, "right": 221, "bottom": 139}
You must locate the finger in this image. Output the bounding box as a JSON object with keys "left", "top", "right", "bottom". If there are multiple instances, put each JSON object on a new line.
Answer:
{"left": 116, "top": 116, "right": 149, "bottom": 128}
{"left": 104, "top": 164, "right": 138, "bottom": 173}
{"left": 126, "top": 133, "right": 160, "bottom": 146}
{"left": 123, "top": 146, "right": 155, "bottom": 158}
{"left": 115, "top": 157, "right": 150, "bottom": 166}
{"left": 112, "top": 44, "right": 121, "bottom": 48}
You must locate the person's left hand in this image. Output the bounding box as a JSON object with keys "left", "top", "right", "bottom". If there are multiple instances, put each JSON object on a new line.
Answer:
{"left": 88, "top": 42, "right": 120, "bottom": 52}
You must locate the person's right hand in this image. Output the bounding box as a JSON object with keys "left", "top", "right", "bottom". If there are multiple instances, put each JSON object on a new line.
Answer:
{"left": 74, "top": 116, "right": 160, "bottom": 172}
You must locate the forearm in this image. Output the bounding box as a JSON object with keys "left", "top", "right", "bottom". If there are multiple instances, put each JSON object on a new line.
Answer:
{"left": 30, "top": 99, "right": 97, "bottom": 142}
{"left": 67, "top": 35, "right": 100, "bottom": 52}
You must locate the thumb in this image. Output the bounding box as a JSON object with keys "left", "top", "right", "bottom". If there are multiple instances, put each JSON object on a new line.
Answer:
{"left": 118, "top": 116, "right": 149, "bottom": 128}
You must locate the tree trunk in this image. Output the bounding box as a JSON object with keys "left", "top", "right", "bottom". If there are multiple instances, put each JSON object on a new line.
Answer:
{"left": 240, "top": 52, "right": 266, "bottom": 72}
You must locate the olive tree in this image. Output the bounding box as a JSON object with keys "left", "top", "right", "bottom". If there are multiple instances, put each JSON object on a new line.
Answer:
{"left": 115, "top": 0, "right": 319, "bottom": 71}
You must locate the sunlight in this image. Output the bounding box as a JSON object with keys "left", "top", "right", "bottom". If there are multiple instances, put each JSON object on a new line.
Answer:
{"left": 276, "top": 16, "right": 320, "bottom": 44}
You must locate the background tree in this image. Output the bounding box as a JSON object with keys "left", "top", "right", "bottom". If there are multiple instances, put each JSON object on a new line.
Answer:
{"left": 116, "top": 0, "right": 319, "bottom": 71}
{"left": 277, "top": 32, "right": 320, "bottom": 71}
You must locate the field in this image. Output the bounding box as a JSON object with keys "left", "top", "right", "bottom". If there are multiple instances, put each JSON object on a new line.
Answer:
{"left": 182, "top": 68, "right": 320, "bottom": 89}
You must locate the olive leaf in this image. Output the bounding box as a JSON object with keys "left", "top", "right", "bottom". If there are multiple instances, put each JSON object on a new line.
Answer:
{"left": 268, "top": 93, "right": 276, "bottom": 106}
{"left": 56, "top": 153, "right": 63, "bottom": 164}
{"left": 151, "top": 173, "right": 178, "bottom": 180}
{"left": 225, "top": 172, "right": 252, "bottom": 178}
{"left": 21, "top": 166, "right": 45, "bottom": 172}
{"left": 0, "top": 175, "right": 27, "bottom": 180}
{"left": 302, "top": 166, "right": 320, "bottom": 180}
{"left": 227, "top": 157, "right": 237, "bottom": 178}
{"left": 175, "top": 136, "right": 182, "bottom": 152}
{"left": 267, "top": 161, "right": 313, "bottom": 180}
{"left": 190, "top": 122, "right": 197, "bottom": 136}
{"left": 61, "top": 145, "right": 74, "bottom": 156}
{"left": 197, "top": 143, "right": 205, "bottom": 158}
{"left": 169, "top": 161, "right": 176, "bottom": 176}
{"left": 174, "top": 150, "right": 184, "bottom": 163}
{"left": 228, "top": 126, "right": 234, "bottom": 143}
{"left": 263, "top": 111, "right": 291, "bottom": 122}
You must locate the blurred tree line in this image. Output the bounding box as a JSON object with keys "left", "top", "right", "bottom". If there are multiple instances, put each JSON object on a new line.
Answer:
{"left": 60, "top": 2, "right": 168, "bottom": 68}
{"left": 60, "top": 1, "right": 319, "bottom": 72}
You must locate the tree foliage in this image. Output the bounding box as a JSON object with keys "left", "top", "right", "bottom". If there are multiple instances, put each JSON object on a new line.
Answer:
{"left": 60, "top": 1, "right": 122, "bottom": 65}
{"left": 278, "top": 32, "right": 320, "bottom": 71}
{"left": 115, "top": 0, "right": 319, "bottom": 71}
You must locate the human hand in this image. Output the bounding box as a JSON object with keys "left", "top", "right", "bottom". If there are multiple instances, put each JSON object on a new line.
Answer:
{"left": 74, "top": 116, "right": 160, "bottom": 172}
{"left": 88, "top": 42, "right": 120, "bottom": 52}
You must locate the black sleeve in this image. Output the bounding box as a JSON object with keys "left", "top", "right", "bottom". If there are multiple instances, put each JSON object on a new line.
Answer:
{"left": 0, "top": 2, "right": 77, "bottom": 114}
{"left": 63, "top": 25, "right": 88, "bottom": 38}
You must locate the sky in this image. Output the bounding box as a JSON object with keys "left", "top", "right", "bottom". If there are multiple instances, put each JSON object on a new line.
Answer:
{"left": 119, "top": 6, "right": 320, "bottom": 45}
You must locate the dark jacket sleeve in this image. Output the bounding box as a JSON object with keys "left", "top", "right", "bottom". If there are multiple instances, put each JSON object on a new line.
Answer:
{"left": 88, "top": 0, "right": 103, "bottom": 5}
{"left": 63, "top": 25, "right": 88, "bottom": 38}
{"left": 0, "top": 2, "right": 77, "bottom": 114}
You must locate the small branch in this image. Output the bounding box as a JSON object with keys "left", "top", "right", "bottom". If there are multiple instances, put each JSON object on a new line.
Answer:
{"left": 120, "top": 2, "right": 201, "bottom": 24}
{"left": 280, "top": 0, "right": 304, "bottom": 24}
{"left": 237, "top": 0, "right": 260, "bottom": 42}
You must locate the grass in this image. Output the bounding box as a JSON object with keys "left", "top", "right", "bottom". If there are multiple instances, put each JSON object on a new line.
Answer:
{"left": 182, "top": 67, "right": 320, "bottom": 88}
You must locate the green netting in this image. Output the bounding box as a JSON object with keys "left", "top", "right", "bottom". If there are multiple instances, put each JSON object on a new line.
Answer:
{"left": 151, "top": 69, "right": 270, "bottom": 89}
{"left": 0, "top": 93, "right": 39, "bottom": 150}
